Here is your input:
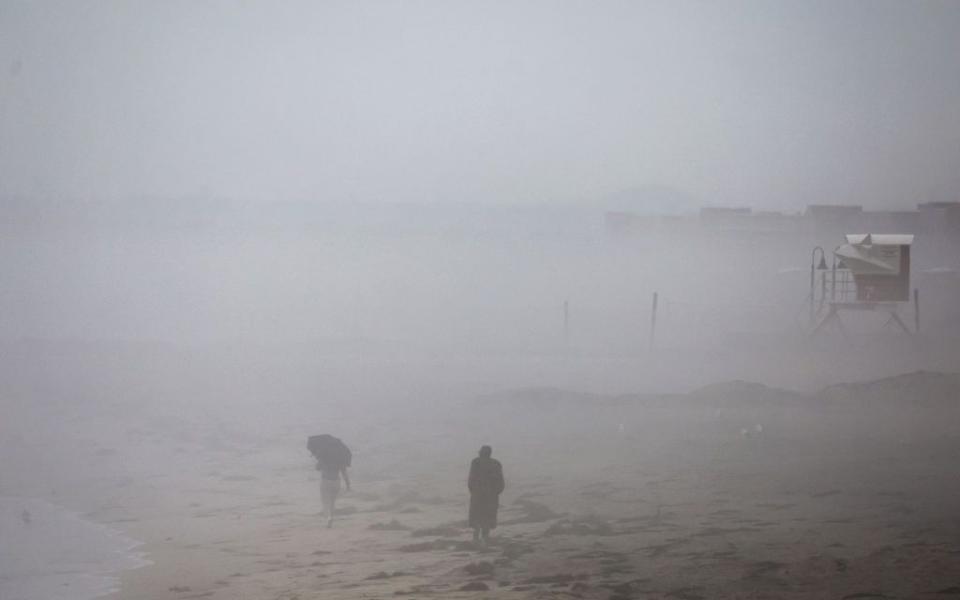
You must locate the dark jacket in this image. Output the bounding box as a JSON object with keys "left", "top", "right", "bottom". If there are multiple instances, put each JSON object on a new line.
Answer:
{"left": 468, "top": 456, "right": 505, "bottom": 529}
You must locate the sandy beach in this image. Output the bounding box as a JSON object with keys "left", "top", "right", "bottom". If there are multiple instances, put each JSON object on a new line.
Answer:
{"left": 41, "top": 371, "right": 951, "bottom": 600}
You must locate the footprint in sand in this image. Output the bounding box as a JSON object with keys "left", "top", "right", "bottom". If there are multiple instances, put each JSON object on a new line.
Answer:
{"left": 665, "top": 587, "right": 706, "bottom": 600}
{"left": 464, "top": 561, "right": 495, "bottom": 576}
{"left": 936, "top": 586, "right": 960, "bottom": 595}
{"left": 364, "top": 571, "right": 409, "bottom": 580}
{"left": 710, "top": 508, "right": 741, "bottom": 516}
{"left": 522, "top": 573, "right": 589, "bottom": 585}
{"left": 811, "top": 489, "right": 842, "bottom": 498}
{"left": 398, "top": 538, "right": 475, "bottom": 553}
{"left": 500, "top": 499, "right": 563, "bottom": 525}
{"left": 756, "top": 502, "right": 795, "bottom": 510}
{"left": 643, "top": 540, "right": 684, "bottom": 558}
{"left": 543, "top": 518, "right": 614, "bottom": 537}
{"left": 603, "top": 580, "right": 650, "bottom": 600}
{"left": 368, "top": 519, "right": 410, "bottom": 531}
{"left": 411, "top": 524, "right": 463, "bottom": 537}
{"left": 742, "top": 560, "right": 786, "bottom": 580}
{"left": 459, "top": 581, "right": 490, "bottom": 591}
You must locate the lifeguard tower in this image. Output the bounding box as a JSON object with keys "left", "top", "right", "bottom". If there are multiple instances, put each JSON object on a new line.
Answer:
{"left": 810, "top": 234, "right": 918, "bottom": 336}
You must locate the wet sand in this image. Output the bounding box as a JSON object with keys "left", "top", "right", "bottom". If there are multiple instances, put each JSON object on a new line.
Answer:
{"left": 97, "top": 373, "right": 960, "bottom": 600}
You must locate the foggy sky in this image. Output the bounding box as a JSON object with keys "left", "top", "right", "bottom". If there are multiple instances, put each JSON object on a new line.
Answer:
{"left": 1, "top": 1, "right": 959, "bottom": 209}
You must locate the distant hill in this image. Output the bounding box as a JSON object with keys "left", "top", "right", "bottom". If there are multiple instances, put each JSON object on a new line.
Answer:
{"left": 476, "top": 371, "right": 960, "bottom": 411}
{"left": 815, "top": 370, "right": 960, "bottom": 407}
{"left": 686, "top": 380, "right": 805, "bottom": 407}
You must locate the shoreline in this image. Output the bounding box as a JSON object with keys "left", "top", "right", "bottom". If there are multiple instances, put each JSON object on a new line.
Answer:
{"left": 5, "top": 370, "right": 960, "bottom": 599}
{"left": 0, "top": 495, "right": 148, "bottom": 600}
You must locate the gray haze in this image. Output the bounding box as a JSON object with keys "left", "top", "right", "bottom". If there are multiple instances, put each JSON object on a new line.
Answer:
{"left": 5, "top": 4, "right": 960, "bottom": 599}
{"left": 2, "top": 0, "right": 960, "bottom": 207}
{"left": 2, "top": 1, "right": 960, "bottom": 390}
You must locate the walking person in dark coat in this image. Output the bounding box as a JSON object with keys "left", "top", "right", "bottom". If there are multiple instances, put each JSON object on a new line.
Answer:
{"left": 468, "top": 445, "right": 505, "bottom": 545}
{"left": 307, "top": 434, "right": 352, "bottom": 529}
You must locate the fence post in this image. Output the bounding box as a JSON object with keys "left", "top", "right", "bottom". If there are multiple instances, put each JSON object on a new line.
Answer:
{"left": 914, "top": 288, "right": 920, "bottom": 333}
{"left": 649, "top": 291, "right": 659, "bottom": 350}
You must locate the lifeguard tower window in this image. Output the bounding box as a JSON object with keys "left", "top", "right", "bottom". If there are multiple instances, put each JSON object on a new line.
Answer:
{"left": 835, "top": 234, "right": 913, "bottom": 303}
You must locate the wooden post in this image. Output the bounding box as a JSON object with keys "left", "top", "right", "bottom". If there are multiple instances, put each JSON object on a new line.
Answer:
{"left": 831, "top": 260, "right": 837, "bottom": 302}
{"left": 649, "top": 291, "right": 659, "bottom": 350}
{"left": 820, "top": 270, "right": 827, "bottom": 312}
{"left": 914, "top": 288, "right": 920, "bottom": 333}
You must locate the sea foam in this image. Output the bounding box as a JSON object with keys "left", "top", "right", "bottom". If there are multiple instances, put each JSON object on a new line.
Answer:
{"left": 0, "top": 496, "right": 148, "bottom": 600}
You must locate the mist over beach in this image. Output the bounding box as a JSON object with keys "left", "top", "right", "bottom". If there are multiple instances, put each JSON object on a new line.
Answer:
{"left": 2, "top": 2, "right": 960, "bottom": 599}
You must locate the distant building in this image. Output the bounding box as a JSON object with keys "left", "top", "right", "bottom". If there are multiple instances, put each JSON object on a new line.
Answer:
{"left": 606, "top": 201, "right": 958, "bottom": 245}
{"left": 863, "top": 210, "right": 920, "bottom": 234}
{"left": 918, "top": 202, "right": 960, "bottom": 236}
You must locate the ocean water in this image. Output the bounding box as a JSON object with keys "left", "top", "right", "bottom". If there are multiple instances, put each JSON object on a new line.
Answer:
{"left": 0, "top": 496, "right": 147, "bottom": 600}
